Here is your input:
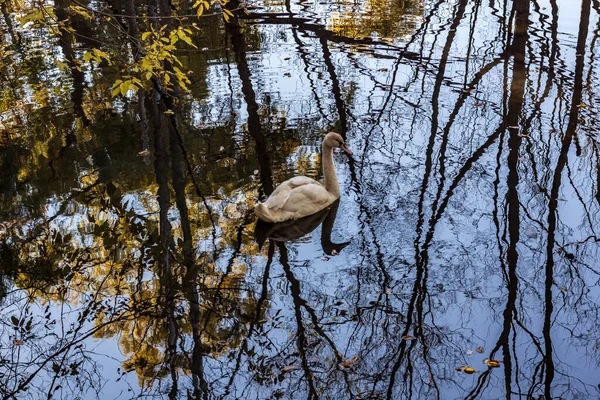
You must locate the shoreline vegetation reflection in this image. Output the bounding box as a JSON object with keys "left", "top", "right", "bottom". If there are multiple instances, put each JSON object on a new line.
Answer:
{"left": 1, "top": 0, "right": 600, "bottom": 398}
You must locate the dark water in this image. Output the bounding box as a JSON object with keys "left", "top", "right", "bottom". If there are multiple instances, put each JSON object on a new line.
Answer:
{"left": 1, "top": 0, "right": 600, "bottom": 398}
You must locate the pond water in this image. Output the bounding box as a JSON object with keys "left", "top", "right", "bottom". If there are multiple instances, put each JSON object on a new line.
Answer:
{"left": 1, "top": 0, "right": 600, "bottom": 398}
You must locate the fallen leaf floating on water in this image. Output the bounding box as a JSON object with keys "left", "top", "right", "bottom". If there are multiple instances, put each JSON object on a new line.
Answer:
{"left": 464, "top": 367, "right": 477, "bottom": 374}
{"left": 577, "top": 103, "right": 587, "bottom": 108}
{"left": 282, "top": 365, "right": 301, "bottom": 372}
{"left": 164, "top": 109, "right": 174, "bottom": 115}
{"left": 340, "top": 356, "right": 359, "bottom": 368}
{"left": 484, "top": 359, "right": 501, "bottom": 368}
{"left": 13, "top": 339, "right": 24, "bottom": 346}
{"left": 137, "top": 149, "right": 150, "bottom": 157}
{"left": 466, "top": 350, "right": 473, "bottom": 355}
{"left": 476, "top": 346, "right": 484, "bottom": 353}
{"left": 378, "top": 68, "right": 389, "bottom": 72}
{"left": 401, "top": 335, "right": 415, "bottom": 340}
{"left": 284, "top": 57, "right": 291, "bottom": 60}
{"left": 560, "top": 287, "right": 568, "bottom": 292}
{"left": 456, "top": 366, "right": 468, "bottom": 371}
{"left": 284, "top": 72, "right": 292, "bottom": 77}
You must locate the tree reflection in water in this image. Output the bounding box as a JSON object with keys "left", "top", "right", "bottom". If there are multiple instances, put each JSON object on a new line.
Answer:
{"left": 1, "top": 0, "right": 600, "bottom": 398}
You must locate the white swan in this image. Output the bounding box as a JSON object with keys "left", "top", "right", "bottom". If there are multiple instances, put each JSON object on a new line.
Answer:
{"left": 255, "top": 132, "right": 352, "bottom": 223}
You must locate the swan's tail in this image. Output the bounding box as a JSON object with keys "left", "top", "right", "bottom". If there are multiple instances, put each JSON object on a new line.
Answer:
{"left": 255, "top": 203, "right": 275, "bottom": 223}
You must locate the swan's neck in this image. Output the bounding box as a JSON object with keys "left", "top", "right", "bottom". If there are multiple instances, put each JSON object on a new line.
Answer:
{"left": 322, "top": 143, "right": 339, "bottom": 197}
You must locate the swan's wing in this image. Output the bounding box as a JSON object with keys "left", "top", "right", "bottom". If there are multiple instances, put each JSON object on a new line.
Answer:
{"left": 264, "top": 176, "right": 326, "bottom": 211}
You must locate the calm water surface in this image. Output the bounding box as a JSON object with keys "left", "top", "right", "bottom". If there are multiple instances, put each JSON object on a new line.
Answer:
{"left": 1, "top": 0, "right": 600, "bottom": 398}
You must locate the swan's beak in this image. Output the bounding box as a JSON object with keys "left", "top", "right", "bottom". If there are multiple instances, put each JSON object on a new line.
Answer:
{"left": 340, "top": 143, "right": 353, "bottom": 156}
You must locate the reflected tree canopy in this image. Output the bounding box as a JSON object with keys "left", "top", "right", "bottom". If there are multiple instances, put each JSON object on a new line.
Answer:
{"left": 1, "top": 0, "right": 600, "bottom": 398}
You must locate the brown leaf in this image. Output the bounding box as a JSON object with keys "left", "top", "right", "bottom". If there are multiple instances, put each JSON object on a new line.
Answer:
{"left": 137, "top": 149, "right": 150, "bottom": 157}
{"left": 341, "top": 355, "right": 359, "bottom": 368}
{"left": 456, "top": 365, "right": 468, "bottom": 371}
{"left": 282, "top": 365, "right": 301, "bottom": 372}
{"left": 401, "top": 335, "right": 415, "bottom": 340}
{"left": 476, "top": 346, "right": 484, "bottom": 353}
{"left": 464, "top": 367, "right": 477, "bottom": 374}
{"left": 284, "top": 72, "right": 291, "bottom": 77}
{"left": 378, "top": 68, "right": 389, "bottom": 72}
{"left": 13, "top": 339, "right": 24, "bottom": 346}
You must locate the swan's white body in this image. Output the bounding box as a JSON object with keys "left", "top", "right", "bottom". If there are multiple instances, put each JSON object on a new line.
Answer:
{"left": 255, "top": 132, "right": 351, "bottom": 223}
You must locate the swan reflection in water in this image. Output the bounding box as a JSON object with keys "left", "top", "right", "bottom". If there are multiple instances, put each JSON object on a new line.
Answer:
{"left": 254, "top": 199, "right": 350, "bottom": 255}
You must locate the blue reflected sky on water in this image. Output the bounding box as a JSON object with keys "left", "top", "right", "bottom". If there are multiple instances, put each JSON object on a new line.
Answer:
{"left": 1, "top": 0, "right": 600, "bottom": 398}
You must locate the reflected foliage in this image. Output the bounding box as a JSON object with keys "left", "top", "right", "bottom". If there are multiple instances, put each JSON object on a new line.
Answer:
{"left": 2, "top": 0, "right": 600, "bottom": 398}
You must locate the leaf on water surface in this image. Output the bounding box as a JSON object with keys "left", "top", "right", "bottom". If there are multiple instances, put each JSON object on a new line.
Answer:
{"left": 284, "top": 72, "right": 291, "bottom": 77}
{"left": 378, "top": 68, "right": 389, "bottom": 72}
{"left": 13, "top": 339, "right": 24, "bottom": 346}
{"left": 577, "top": 103, "right": 587, "bottom": 108}
{"left": 341, "top": 356, "right": 359, "bottom": 368}
{"left": 164, "top": 110, "right": 174, "bottom": 115}
{"left": 466, "top": 350, "right": 473, "bottom": 355}
{"left": 464, "top": 367, "right": 477, "bottom": 374}
{"left": 476, "top": 346, "right": 484, "bottom": 353}
{"left": 456, "top": 366, "right": 468, "bottom": 371}
{"left": 284, "top": 57, "right": 291, "bottom": 60}
{"left": 282, "top": 365, "right": 301, "bottom": 372}
{"left": 401, "top": 335, "right": 415, "bottom": 340}
{"left": 560, "top": 287, "right": 568, "bottom": 292}
{"left": 137, "top": 149, "right": 150, "bottom": 157}
{"left": 484, "top": 359, "right": 500, "bottom": 368}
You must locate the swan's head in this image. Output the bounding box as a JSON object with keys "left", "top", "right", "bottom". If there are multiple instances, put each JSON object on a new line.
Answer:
{"left": 324, "top": 132, "right": 353, "bottom": 155}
